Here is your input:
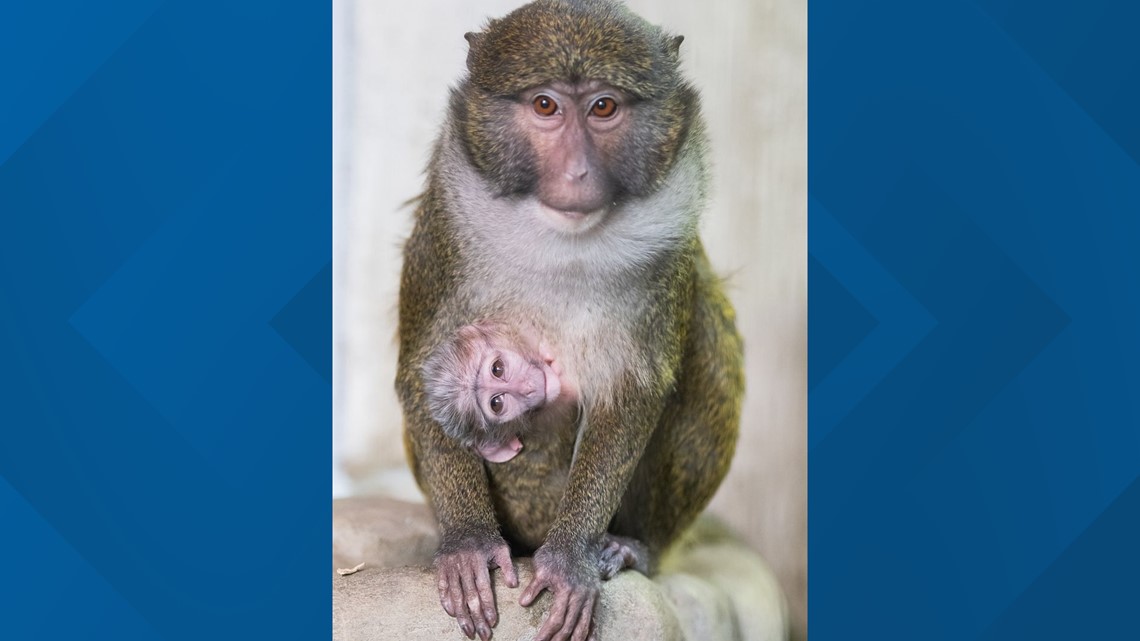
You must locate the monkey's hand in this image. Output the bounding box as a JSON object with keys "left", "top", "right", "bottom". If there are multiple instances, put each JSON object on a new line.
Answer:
{"left": 435, "top": 534, "right": 518, "bottom": 641}
{"left": 519, "top": 544, "right": 601, "bottom": 641}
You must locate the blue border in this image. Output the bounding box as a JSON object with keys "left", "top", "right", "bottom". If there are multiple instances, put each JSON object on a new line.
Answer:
{"left": 1, "top": 2, "right": 330, "bottom": 638}
{"left": 811, "top": 0, "right": 1140, "bottom": 638}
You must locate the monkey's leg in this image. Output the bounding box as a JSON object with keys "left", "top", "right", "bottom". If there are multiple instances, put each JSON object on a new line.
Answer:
{"left": 613, "top": 263, "right": 744, "bottom": 562}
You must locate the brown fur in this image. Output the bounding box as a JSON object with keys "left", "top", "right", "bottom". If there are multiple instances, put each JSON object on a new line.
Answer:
{"left": 465, "top": 0, "right": 681, "bottom": 99}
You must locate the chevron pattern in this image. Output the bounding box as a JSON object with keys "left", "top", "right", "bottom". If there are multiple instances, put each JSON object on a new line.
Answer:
{"left": 0, "top": 2, "right": 329, "bottom": 639}
{"left": 811, "top": 0, "right": 1140, "bottom": 638}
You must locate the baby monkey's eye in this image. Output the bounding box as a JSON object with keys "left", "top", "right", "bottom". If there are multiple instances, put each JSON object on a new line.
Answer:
{"left": 491, "top": 359, "right": 505, "bottom": 379}
{"left": 489, "top": 394, "right": 504, "bottom": 415}
{"left": 590, "top": 97, "right": 617, "bottom": 118}
{"left": 533, "top": 95, "right": 558, "bottom": 116}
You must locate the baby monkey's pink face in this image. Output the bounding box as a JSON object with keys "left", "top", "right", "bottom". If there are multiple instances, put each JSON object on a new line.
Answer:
{"left": 476, "top": 343, "right": 562, "bottom": 425}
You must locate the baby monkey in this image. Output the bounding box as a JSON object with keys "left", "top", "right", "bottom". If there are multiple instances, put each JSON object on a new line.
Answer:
{"left": 422, "top": 322, "right": 574, "bottom": 463}
{"left": 422, "top": 323, "right": 647, "bottom": 578}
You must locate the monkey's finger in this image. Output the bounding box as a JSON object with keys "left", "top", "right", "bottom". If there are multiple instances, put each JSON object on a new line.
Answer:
{"left": 447, "top": 560, "right": 468, "bottom": 616}
{"left": 518, "top": 574, "right": 549, "bottom": 607}
{"left": 621, "top": 546, "right": 636, "bottom": 568}
{"left": 458, "top": 558, "right": 490, "bottom": 640}
{"left": 449, "top": 563, "right": 476, "bottom": 639}
{"left": 492, "top": 546, "right": 518, "bottom": 588}
{"left": 533, "top": 589, "right": 570, "bottom": 641}
{"left": 554, "top": 588, "right": 590, "bottom": 641}
{"left": 471, "top": 561, "right": 495, "bottom": 641}
{"left": 598, "top": 548, "right": 620, "bottom": 579}
{"left": 438, "top": 568, "right": 456, "bottom": 616}
{"left": 472, "top": 557, "right": 498, "bottom": 630}
{"left": 570, "top": 594, "right": 595, "bottom": 641}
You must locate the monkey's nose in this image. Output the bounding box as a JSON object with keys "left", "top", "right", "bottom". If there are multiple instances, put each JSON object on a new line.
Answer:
{"left": 524, "top": 374, "right": 543, "bottom": 399}
{"left": 565, "top": 156, "right": 590, "bottom": 182}
{"left": 565, "top": 167, "right": 589, "bottom": 182}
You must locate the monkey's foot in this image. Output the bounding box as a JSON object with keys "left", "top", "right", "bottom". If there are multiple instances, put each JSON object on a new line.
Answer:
{"left": 597, "top": 533, "right": 650, "bottom": 579}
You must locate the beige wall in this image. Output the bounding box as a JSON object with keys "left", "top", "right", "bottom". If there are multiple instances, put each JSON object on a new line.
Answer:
{"left": 333, "top": 0, "right": 806, "bottom": 634}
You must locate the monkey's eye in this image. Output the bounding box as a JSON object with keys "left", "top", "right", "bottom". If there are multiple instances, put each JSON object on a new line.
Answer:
{"left": 533, "top": 95, "right": 558, "bottom": 117}
{"left": 489, "top": 394, "right": 504, "bottom": 415}
{"left": 590, "top": 97, "right": 618, "bottom": 118}
{"left": 491, "top": 359, "right": 505, "bottom": 379}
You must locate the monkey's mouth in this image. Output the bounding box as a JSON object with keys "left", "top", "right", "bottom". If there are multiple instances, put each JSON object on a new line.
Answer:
{"left": 551, "top": 208, "right": 588, "bottom": 221}
{"left": 537, "top": 202, "right": 608, "bottom": 233}
{"left": 477, "top": 434, "right": 524, "bottom": 464}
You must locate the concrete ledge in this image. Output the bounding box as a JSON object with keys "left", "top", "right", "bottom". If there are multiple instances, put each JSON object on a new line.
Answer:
{"left": 332, "top": 496, "right": 787, "bottom": 641}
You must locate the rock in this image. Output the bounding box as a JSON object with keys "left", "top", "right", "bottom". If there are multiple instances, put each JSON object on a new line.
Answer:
{"left": 658, "top": 519, "right": 789, "bottom": 641}
{"left": 332, "top": 497, "right": 788, "bottom": 641}
{"left": 333, "top": 560, "right": 684, "bottom": 641}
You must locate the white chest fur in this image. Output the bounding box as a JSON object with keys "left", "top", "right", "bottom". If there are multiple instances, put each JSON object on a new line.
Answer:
{"left": 437, "top": 131, "right": 702, "bottom": 400}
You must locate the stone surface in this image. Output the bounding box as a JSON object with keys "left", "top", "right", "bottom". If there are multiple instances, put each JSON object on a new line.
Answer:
{"left": 332, "top": 497, "right": 788, "bottom": 641}
{"left": 334, "top": 560, "right": 684, "bottom": 641}
{"left": 658, "top": 520, "right": 789, "bottom": 641}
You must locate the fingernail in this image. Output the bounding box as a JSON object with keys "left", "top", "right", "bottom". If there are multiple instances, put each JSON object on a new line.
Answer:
{"left": 477, "top": 623, "right": 490, "bottom": 640}
{"left": 461, "top": 622, "right": 474, "bottom": 638}
{"left": 485, "top": 609, "right": 497, "bottom": 625}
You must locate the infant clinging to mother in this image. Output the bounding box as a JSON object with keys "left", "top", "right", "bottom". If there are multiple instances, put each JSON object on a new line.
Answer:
{"left": 422, "top": 322, "right": 580, "bottom": 463}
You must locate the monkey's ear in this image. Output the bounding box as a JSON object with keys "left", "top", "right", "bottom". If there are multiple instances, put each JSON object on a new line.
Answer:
{"left": 669, "top": 35, "right": 685, "bottom": 55}
{"left": 464, "top": 31, "right": 484, "bottom": 70}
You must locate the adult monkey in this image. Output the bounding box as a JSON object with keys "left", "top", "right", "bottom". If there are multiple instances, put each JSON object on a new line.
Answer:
{"left": 396, "top": 1, "right": 744, "bottom": 640}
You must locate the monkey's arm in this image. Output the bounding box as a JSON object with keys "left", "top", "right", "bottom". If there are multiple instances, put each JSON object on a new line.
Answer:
{"left": 398, "top": 292, "right": 510, "bottom": 625}
{"left": 397, "top": 221, "right": 517, "bottom": 640}
{"left": 519, "top": 381, "right": 663, "bottom": 641}
{"left": 406, "top": 405, "right": 519, "bottom": 641}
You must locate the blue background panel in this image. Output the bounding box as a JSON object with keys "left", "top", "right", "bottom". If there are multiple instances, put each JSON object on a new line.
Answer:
{"left": 1, "top": 2, "right": 330, "bottom": 639}
{"left": 811, "top": 0, "right": 1140, "bottom": 639}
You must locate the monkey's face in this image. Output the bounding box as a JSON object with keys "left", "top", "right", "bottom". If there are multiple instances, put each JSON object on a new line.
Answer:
{"left": 517, "top": 81, "right": 626, "bottom": 232}
{"left": 475, "top": 341, "right": 562, "bottom": 426}
{"left": 456, "top": 0, "right": 698, "bottom": 235}
{"left": 458, "top": 78, "right": 695, "bottom": 236}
